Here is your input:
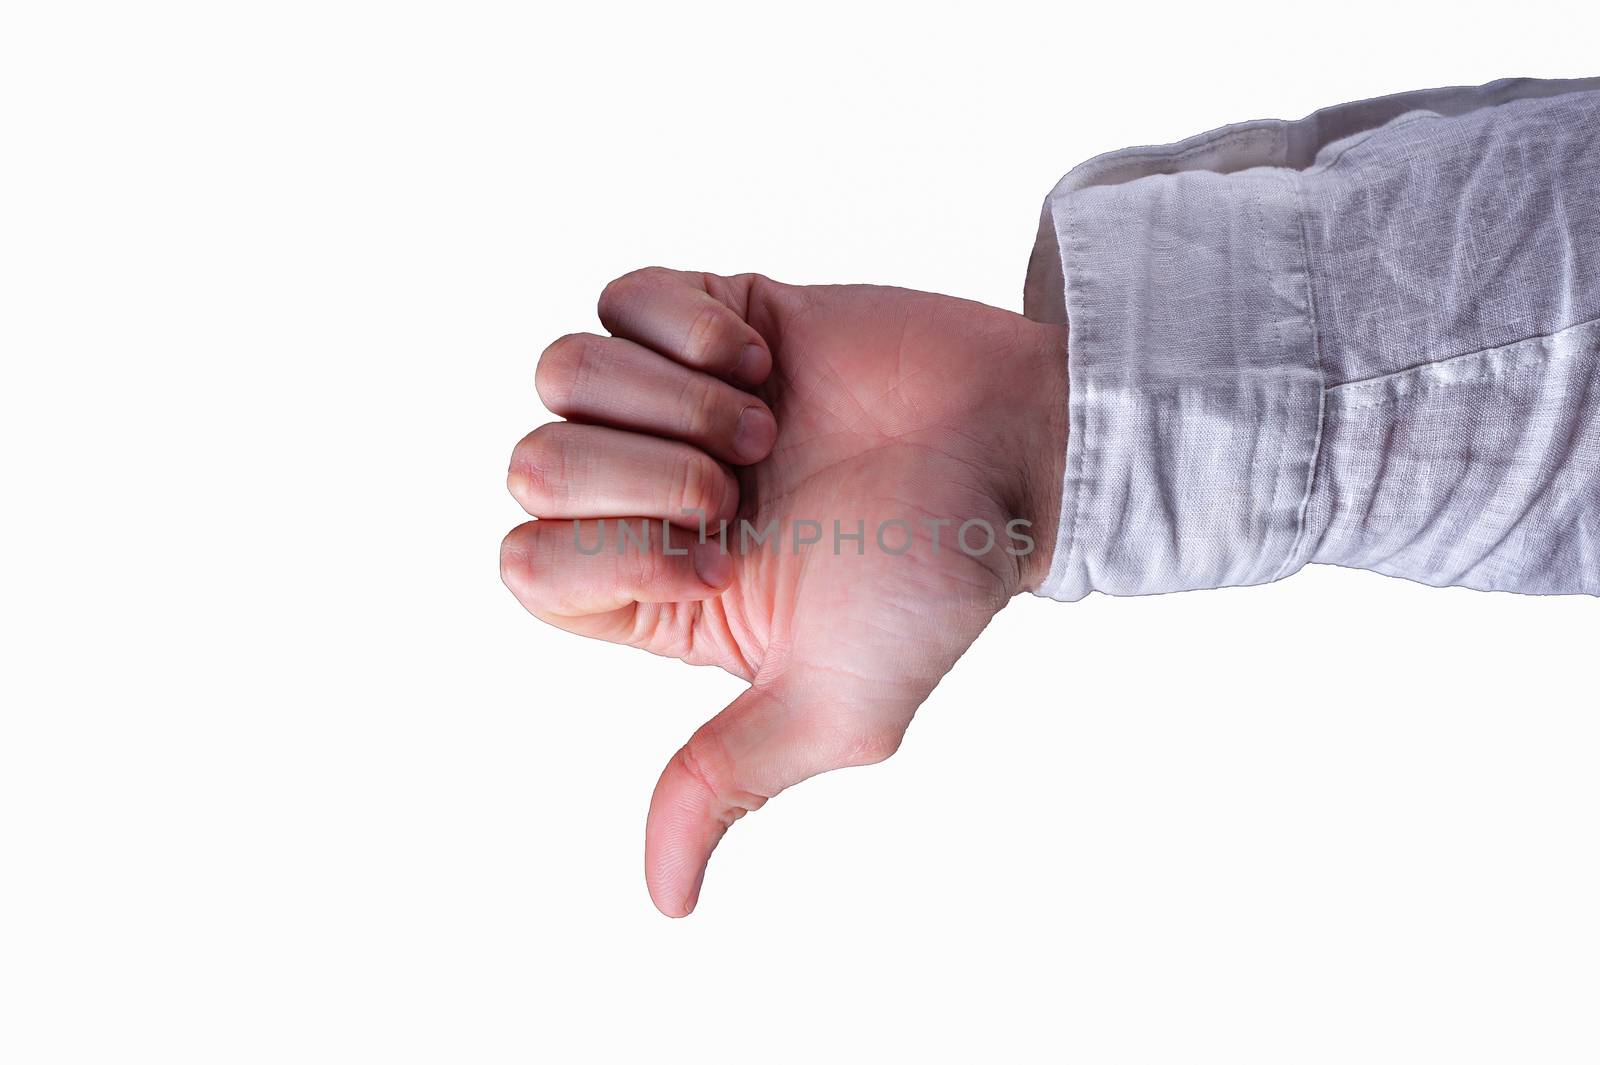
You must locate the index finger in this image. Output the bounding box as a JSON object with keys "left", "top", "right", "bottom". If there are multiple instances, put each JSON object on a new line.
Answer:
{"left": 596, "top": 268, "right": 773, "bottom": 387}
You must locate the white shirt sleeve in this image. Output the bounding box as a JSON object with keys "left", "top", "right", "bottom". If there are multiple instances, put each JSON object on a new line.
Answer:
{"left": 1025, "top": 77, "right": 1600, "bottom": 600}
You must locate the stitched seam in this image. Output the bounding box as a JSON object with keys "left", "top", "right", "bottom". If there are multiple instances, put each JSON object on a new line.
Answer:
{"left": 1246, "top": 176, "right": 1292, "bottom": 551}
{"left": 1309, "top": 112, "right": 1441, "bottom": 174}
{"left": 1273, "top": 169, "right": 1330, "bottom": 582}
{"left": 1327, "top": 312, "right": 1600, "bottom": 392}
{"left": 1050, "top": 206, "right": 1093, "bottom": 600}
{"left": 1337, "top": 345, "right": 1589, "bottom": 411}
{"left": 1063, "top": 230, "right": 1090, "bottom": 598}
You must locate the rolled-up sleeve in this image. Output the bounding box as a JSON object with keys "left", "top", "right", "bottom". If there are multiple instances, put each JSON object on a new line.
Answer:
{"left": 1025, "top": 77, "right": 1600, "bottom": 599}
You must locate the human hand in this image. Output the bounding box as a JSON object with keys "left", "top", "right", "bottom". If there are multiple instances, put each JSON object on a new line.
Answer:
{"left": 502, "top": 269, "right": 1067, "bottom": 915}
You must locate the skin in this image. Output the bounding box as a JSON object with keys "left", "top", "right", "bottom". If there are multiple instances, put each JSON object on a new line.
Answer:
{"left": 502, "top": 268, "right": 1068, "bottom": 916}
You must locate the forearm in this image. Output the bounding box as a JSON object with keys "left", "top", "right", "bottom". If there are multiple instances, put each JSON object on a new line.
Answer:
{"left": 1026, "top": 77, "right": 1600, "bottom": 598}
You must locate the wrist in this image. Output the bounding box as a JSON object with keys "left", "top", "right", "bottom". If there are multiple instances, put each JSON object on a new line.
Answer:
{"left": 1013, "top": 319, "right": 1069, "bottom": 594}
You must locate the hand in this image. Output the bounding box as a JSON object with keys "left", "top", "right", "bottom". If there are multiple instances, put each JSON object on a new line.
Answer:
{"left": 502, "top": 268, "right": 1067, "bottom": 915}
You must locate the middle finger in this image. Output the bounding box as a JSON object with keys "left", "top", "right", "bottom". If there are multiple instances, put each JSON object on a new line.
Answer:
{"left": 507, "top": 422, "right": 739, "bottom": 526}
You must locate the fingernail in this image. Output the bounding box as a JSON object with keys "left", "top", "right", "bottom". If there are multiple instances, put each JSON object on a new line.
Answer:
{"left": 683, "top": 864, "right": 707, "bottom": 915}
{"left": 734, "top": 343, "right": 769, "bottom": 383}
{"left": 732, "top": 405, "right": 777, "bottom": 462}
{"left": 692, "top": 538, "right": 732, "bottom": 588}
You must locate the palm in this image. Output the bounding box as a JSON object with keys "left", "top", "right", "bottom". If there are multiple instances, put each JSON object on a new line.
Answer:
{"left": 674, "top": 287, "right": 1031, "bottom": 712}
{"left": 504, "top": 270, "right": 1064, "bottom": 915}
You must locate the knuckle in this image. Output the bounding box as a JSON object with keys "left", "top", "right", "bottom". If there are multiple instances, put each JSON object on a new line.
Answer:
{"left": 514, "top": 424, "right": 572, "bottom": 510}
{"left": 596, "top": 266, "right": 665, "bottom": 322}
{"left": 625, "top": 531, "right": 668, "bottom": 586}
{"left": 680, "top": 731, "right": 768, "bottom": 819}
{"left": 673, "top": 453, "right": 730, "bottom": 519}
{"left": 594, "top": 280, "right": 630, "bottom": 324}
{"left": 842, "top": 725, "right": 904, "bottom": 767}
{"left": 683, "top": 303, "right": 734, "bottom": 368}
{"left": 806, "top": 704, "right": 905, "bottom": 768}
{"left": 535, "top": 333, "right": 593, "bottom": 411}
{"left": 676, "top": 737, "right": 725, "bottom": 805}
{"left": 679, "top": 375, "right": 724, "bottom": 439}
{"left": 498, "top": 523, "right": 537, "bottom": 596}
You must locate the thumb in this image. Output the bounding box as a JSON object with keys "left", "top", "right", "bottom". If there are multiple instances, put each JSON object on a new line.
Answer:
{"left": 644, "top": 681, "right": 905, "bottom": 917}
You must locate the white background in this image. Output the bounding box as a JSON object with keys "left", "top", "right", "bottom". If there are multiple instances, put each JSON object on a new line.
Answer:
{"left": 3, "top": 2, "right": 1596, "bottom": 1061}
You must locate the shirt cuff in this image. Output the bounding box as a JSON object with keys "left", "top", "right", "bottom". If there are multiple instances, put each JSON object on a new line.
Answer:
{"left": 1024, "top": 124, "right": 1325, "bottom": 601}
